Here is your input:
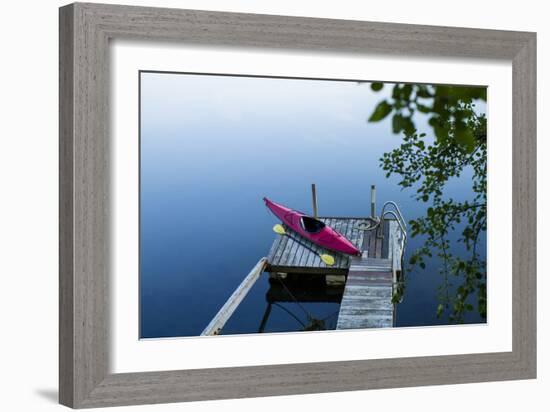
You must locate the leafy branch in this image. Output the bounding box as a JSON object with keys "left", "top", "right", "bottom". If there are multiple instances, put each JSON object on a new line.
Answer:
{"left": 368, "top": 82, "right": 486, "bottom": 153}
{"left": 369, "top": 83, "right": 487, "bottom": 322}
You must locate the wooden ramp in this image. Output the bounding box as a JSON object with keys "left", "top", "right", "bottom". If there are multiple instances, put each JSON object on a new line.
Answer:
{"left": 336, "top": 255, "right": 394, "bottom": 329}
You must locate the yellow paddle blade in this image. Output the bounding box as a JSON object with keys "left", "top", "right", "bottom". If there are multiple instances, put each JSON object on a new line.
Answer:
{"left": 320, "top": 254, "right": 335, "bottom": 266}
{"left": 273, "top": 224, "right": 286, "bottom": 235}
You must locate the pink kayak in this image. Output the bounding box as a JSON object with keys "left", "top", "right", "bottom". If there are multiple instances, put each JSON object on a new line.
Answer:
{"left": 264, "top": 197, "right": 361, "bottom": 256}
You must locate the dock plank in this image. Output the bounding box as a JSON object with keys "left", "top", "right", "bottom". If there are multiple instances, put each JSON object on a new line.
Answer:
{"left": 310, "top": 241, "right": 322, "bottom": 267}
{"left": 276, "top": 233, "right": 291, "bottom": 266}
{"left": 280, "top": 233, "right": 299, "bottom": 266}
{"left": 349, "top": 219, "right": 364, "bottom": 250}
{"left": 361, "top": 229, "right": 370, "bottom": 251}
{"left": 336, "top": 251, "right": 394, "bottom": 330}
{"left": 267, "top": 235, "right": 282, "bottom": 263}
{"left": 287, "top": 234, "right": 302, "bottom": 267}
{"left": 375, "top": 224, "right": 383, "bottom": 258}
{"left": 297, "top": 240, "right": 311, "bottom": 267}
{"left": 271, "top": 228, "right": 289, "bottom": 266}
{"left": 368, "top": 227, "right": 377, "bottom": 258}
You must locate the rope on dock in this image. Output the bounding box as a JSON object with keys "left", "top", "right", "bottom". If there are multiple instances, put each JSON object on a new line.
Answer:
{"left": 355, "top": 216, "right": 380, "bottom": 231}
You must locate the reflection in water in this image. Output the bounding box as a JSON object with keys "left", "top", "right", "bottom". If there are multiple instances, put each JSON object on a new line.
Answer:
{"left": 255, "top": 274, "right": 344, "bottom": 334}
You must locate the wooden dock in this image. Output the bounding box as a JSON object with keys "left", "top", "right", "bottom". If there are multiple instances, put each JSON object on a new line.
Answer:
{"left": 202, "top": 214, "right": 405, "bottom": 335}
{"left": 266, "top": 216, "right": 405, "bottom": 330}
{"left": 267, "top": 217, "right": 391, "bottom": 275}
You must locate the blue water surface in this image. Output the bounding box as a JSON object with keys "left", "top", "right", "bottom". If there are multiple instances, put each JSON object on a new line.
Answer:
{"left": 140, "top": 72, "right": 486, "bottom": 338}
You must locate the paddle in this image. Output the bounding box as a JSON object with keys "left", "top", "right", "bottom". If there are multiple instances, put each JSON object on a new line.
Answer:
{"left": 272, "top": 224, "right": 335, "bottom": 266}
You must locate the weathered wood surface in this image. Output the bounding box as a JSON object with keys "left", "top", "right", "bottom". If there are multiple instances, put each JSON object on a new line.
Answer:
{"left": 388, "top": 219, "right": 406, "bottom": 284}
{"left": 336, "top": 219, "right": 406, "bottom": 329}
{"left": 336, "top": 253, "right": 394, "bottom": 329}
{"left": 337, "top": 219, "right": 407, "bottom": 329}
{"left": 267, "top": 218, "right": 390, "bottom": 274}
{"left": 201, "top": 258, "right": 267, "bottom": 336}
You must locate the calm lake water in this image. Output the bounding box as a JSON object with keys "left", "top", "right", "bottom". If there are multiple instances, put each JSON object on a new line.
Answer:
{"left": 140, "top": 72, "right": 486, "bottom": 338}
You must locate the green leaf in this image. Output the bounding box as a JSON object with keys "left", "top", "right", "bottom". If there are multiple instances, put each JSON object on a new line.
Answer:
{"left": 391, "top": 114, "right": 415, "bottom": 134}
{"left": 416, "top": 86, "right": 432, "bottom": 98}
{"left": 370, "top": 82, "right": 384, "bottom": 91}
{"left": 403, "top": 117, "right": 415, "bottom": 134}
{"left": 392, "top": 85, "right": 401, "bottom": 99}
{"left": 392, "top": 114, "right": 404, "bottom": 133}
{"left": 416, "top": 103, "right": 431, "bottom": 114}
{"left": 454, "top": 127, "right": 476, "bottom": 153}
{"left": 437, "top": 303, "right": 444, "bottom": 318}
{"left": 402, "top": 84, "right": 413, "bottom": 100}
{"left": 368, "top": 100, "right": 393, "bottom": 122}
{"left": 434, "top": 124, "right": 448, "bottom": 142}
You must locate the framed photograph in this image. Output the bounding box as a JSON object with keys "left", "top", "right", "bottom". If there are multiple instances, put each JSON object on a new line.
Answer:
{"left": 59, "top": 2, "right": 536, "bottom": 408}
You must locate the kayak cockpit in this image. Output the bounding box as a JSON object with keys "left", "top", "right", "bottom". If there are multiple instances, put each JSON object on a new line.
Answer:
{"left": 300, "top": 216, "right": 326, "bottom": 234}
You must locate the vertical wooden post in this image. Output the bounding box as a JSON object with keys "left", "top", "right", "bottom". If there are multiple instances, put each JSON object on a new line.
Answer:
{"left": 371, "top": 185, "right": 376, "bottom": 218}
{"left": 311, "top": 183, "right": 318, "bottom": 218}
{"left": 258, "top": 303, "right": 272, "bottom": 333}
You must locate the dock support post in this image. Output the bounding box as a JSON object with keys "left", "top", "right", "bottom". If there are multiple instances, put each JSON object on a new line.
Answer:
{"left": 311, "top": 183, "right": 318, "bottom": 218}
{"left": 258, "top": 303, "right": 272, "bottom": 333}
{"left": 371, "top": 185, "right": 377, "bottom": 218}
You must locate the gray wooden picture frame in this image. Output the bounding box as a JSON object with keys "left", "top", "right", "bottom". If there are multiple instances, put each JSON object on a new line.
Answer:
{"left": 59, "top": 2, "right": 536, "bottom": 408}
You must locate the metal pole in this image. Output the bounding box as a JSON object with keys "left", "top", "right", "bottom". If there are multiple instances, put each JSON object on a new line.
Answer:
{"left": 370, "top": 185, "right": 376, "bottom": 218}
{"left": 311, "top": 183, "right": 318, "bottom": 218}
